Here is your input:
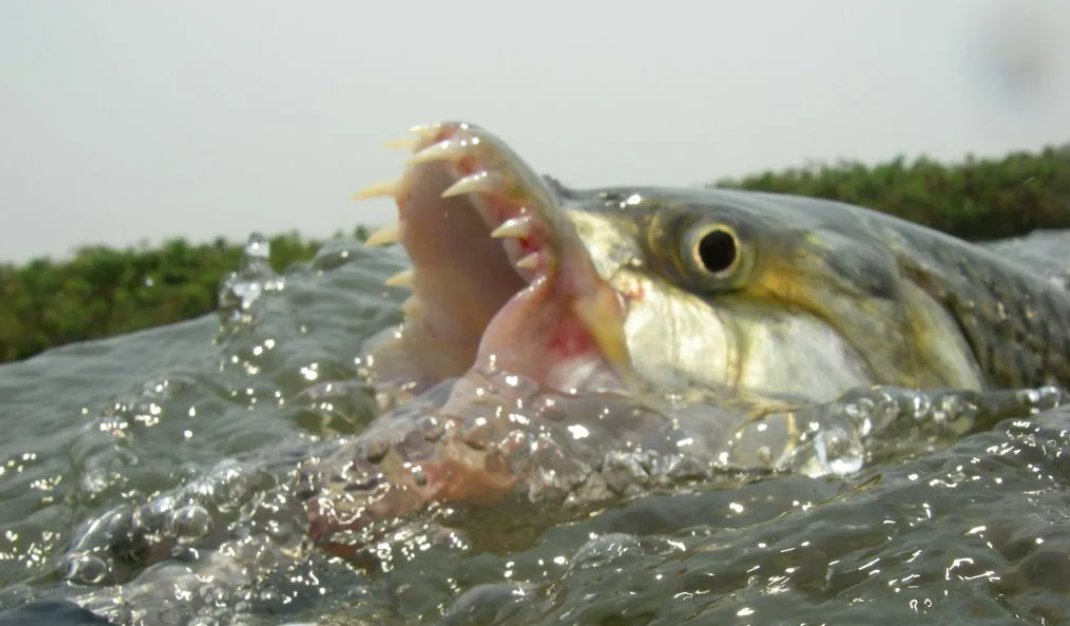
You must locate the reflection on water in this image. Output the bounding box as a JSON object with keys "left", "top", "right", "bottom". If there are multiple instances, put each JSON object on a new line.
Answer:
{"left": 1, "top": 233, "right": 1070, "bottom": 624}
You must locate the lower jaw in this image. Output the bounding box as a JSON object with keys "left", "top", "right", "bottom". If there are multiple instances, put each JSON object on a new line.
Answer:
{"left": 418, "top": 273, "right": 625, "bottom": 398}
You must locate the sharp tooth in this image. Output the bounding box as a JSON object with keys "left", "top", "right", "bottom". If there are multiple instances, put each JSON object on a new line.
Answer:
{"left": 515, "top": 252, "right": 540, "bottom": 270}
{"left": 490, "top": 216, "right": 533, "bottom": 239}
{"left": 383, "top": 138, "right": 417, "bottom": 150}
{"left": 441, "top": 171, "right": 497, "bottom": 198}
{"left": 365, "top": 222, "right": 402, "bottom": 247}
{"left": 409, "top": 123, "right": 443, "bottom": 141}
{"left": 384, "top": 268, "right": 414, "bottom": 287}
{"left": 402, "top": 294, "right": 424, "bottom": 317}
{"left": 407, "top": 139, "right": 466, "bottom": 165}
{"left": 573, "top": 287, "right": 631, "bottom": 375}
{"left": 352, "top": 179, "right": 400, "bottom": 200}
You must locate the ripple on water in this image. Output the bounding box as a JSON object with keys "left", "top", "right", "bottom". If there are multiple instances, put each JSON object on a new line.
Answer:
{"left": 1, "top": 234, "right": 1069, "bottom": 625}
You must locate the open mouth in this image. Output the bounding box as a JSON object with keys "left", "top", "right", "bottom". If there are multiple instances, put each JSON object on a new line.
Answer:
{"left": 358, "top": 122, "right": 631, "bottom": 394}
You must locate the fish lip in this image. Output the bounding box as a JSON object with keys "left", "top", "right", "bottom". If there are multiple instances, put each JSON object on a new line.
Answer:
{"left": 381, "top": 122, "right": 632, "bottom": 393}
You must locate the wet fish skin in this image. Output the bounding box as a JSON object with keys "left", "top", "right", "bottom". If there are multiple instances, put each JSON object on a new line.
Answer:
{"left": 895, "top": 223, "right": 1070, "bottom": 388}
{"left": 780, "top": 191, "right": 1070, "bottom": 388}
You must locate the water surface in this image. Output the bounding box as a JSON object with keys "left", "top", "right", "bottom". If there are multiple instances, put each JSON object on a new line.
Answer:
{"left": 2, "top": 233, "right": 1070, "bottom": 625}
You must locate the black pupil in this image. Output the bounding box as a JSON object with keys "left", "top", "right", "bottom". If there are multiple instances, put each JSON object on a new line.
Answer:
{"left": 697, "top": 229, "right": 737, "bottom": 273}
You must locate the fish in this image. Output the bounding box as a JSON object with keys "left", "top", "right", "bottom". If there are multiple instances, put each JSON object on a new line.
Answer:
{"left": 359, "top": 121, "right": 1070, "bottom": 401}
{"left": 304, "top": 121, "right": 1070, "bottom": 551}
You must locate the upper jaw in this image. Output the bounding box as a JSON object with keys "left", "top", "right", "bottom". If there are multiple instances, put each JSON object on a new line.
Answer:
{"left": 358, "top": 122, "right": 633, "bottom": 394}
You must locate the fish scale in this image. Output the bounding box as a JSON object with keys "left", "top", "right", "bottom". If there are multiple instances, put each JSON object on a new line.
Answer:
{"left": 891, "top": 220, "right": 1070, "bottom": 389}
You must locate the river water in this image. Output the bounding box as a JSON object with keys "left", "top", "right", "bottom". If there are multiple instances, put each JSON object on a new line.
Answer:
{"left": 2, "top": 232, "right": 1070, "bottom": 625}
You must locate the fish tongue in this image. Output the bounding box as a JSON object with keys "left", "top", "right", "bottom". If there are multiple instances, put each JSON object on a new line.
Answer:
{"left": 474, "top": 277, "right": 621, "bottom": 394}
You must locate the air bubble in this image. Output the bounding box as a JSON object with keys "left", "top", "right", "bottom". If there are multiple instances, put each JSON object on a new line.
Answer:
{"left": 64, "top": 552, "right": 110, "bottom": 585}
{"left": 170, "top": 505, "right": 213, "bottom": 544}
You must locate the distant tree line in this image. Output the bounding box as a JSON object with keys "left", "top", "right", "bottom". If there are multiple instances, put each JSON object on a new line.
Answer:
{"left": 2, "top": 145, "right": 1068, "bottom": 363}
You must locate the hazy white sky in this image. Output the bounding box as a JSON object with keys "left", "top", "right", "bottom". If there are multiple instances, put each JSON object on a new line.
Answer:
{"left": 1, "top": 1, "right": 1068, "bottom": 263}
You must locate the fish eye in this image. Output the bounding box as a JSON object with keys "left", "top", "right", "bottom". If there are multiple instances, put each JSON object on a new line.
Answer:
{"left": 692, "top": 226, "right": 739, "bottom": 276}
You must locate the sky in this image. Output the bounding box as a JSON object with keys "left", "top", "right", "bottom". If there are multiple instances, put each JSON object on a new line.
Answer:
{"left": 1, "top": 1, "right": 1068, "bottom": 263}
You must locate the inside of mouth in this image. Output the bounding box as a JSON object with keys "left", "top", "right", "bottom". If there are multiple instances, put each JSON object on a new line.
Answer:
{"left": 395, "top": 160, "right": 621, "bottom": 393}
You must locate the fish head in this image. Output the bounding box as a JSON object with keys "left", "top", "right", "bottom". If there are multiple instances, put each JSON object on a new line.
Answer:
{"left": 562, "top": 185, "right": 943, "bottom": 402}
{"left": 362, "top": 122, "right": 966, "bottom": 406}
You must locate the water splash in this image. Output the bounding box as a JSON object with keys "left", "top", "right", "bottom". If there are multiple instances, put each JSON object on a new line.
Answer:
{"left": 6, "top": 233, "right": 1070, "bottom": 624}
{"left": 216, "top": 233, "right": 286, "bottom": 330}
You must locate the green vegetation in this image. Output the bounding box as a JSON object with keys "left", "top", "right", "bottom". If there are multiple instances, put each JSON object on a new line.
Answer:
{"left": 2, "top": 145, "right": 1068, "bottom": 363}
{"left": 716, "top": 145, "right": 1070, "bottom": 241}
{"left": 0, "top": 232, "right": 355, "bottom": 363}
